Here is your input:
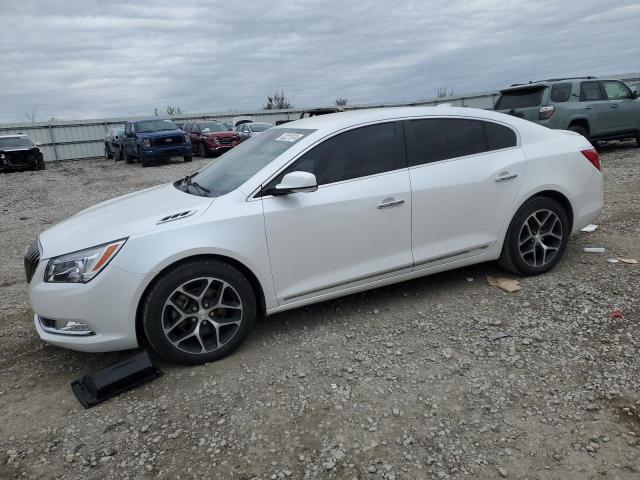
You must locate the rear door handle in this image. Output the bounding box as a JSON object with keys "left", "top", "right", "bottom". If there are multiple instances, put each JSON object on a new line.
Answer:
{"left": 610, "top": 104, "right": 620, "bottom": 109}
{"left": 378, "top": 198, "right": 405, "bottom": 209}
{"left": 495, "top": 173, "right": 518, "bottom": 182}
{"left": 584, "top": 105, "right": 593, "bottom": 110}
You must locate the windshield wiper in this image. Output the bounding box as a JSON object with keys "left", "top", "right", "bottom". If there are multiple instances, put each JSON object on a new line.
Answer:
{"left": 180, "top": 173, "right": 210, "bottom": 196}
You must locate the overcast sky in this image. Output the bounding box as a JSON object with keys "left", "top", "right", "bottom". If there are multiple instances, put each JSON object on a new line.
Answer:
{"left": 1, "top": 0, "right": 639, "bottom": 123}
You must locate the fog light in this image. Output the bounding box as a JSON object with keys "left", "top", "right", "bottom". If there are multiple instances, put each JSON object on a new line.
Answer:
{"left": 39, "top": 316, "right": 95, "bottom": 336}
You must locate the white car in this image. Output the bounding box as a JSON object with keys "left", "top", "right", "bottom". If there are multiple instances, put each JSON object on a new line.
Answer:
{"left": 26, "top": 107, "right": 603, "bottom": 364}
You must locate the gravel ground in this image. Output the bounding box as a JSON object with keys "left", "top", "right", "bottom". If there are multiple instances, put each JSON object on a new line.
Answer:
{"left": 0, "top": 145, "right": 639, "bottom": 480}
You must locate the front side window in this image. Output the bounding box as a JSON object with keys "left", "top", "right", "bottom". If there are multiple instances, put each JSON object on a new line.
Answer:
{"left": 278, "top": 122, "right": 406, "bottom": 186}
{"left": 602, "top": 81, "right": 632, "bottom": 100}
{"left": 550, "top": 83, "right": 572, "bottom": 102}
{"left": 185, "top": 128, "right": 315, "bottom": 197}
{"left": 580, "top": 82, "right": 604, "bottom": 101}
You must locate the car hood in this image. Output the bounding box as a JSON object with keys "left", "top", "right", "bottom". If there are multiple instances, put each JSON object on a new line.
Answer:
{"left": 202, "top": 131, "right": 237, "bottom": 137}
{"left": 136, "top": 129, "right": 184, "bottom": 138}
{"left": 0, "top": 147, "right": 35, "bottom": 153}
{"left": 38, "top": 183, "right": 214, "bottom": 259}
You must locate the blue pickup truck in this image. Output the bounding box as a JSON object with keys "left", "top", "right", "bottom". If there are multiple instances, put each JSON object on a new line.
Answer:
{"left": 122, "top": 119, "right": 192, "bottom": 167}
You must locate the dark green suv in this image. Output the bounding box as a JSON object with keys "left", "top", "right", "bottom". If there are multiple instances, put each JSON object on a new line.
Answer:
{"left": 495, "top": 77, "right": 640, "bottom": 145}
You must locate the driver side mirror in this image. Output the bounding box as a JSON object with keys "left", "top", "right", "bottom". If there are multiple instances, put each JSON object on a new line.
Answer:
{"left": 633, "top": 89, "right": 640, "bottom": 99}
{"left": 272, "top": 171, "right": 318, "bottom": 195}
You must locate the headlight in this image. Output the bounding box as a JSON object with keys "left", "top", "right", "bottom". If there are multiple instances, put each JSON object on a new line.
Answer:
{"left": 183, "top": 134, "right": 190, "bottom": 143}
{"left": 45, "top": 238, "right": 127, "bottom": 283}
{"left": 142, "top": 139, "right": 151, "bottom": 148}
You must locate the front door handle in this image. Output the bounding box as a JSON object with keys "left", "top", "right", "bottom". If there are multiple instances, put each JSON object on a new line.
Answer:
{"left": 378, "top": 198, "right": 405, "bottom": 209}
{"left": 495, "top": 173, "right": 518, "bottom": 182}
{"left": 610, "top": 103, "right": 620, "bottom": 109}
{"left": 584, "top": 105, "right": 593, "bottom": 110}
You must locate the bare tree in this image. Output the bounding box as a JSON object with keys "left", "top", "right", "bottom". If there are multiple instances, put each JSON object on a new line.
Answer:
{"left": 335, "top": 97, "right": 348, "bottom": 107}
{"left": 263, "top": 91, "right": 292, "bottom": 110}
{"left": 166, "top": 105, "right": 183, "bottom": 115}
{"left": 436, "top": 86, "right": 456, "bottom": 98}
{"left": 24, "top": 105, "right": 38, "bottom": 123}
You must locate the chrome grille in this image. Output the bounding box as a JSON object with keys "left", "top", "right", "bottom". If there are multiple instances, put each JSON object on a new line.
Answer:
{"left": 24, "top": 239, "right": 40, "bottom": 283}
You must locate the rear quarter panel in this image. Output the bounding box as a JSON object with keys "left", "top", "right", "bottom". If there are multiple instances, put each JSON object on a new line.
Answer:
{"left": 517, "top": 130, "right": 603, "bottom": 233}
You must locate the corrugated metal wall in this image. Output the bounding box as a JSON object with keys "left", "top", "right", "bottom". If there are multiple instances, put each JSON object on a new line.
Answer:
{"left": 0, "top": 92, "right": 499, "bottom": 162}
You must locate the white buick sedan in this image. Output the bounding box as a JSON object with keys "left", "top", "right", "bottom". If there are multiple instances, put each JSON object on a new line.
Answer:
{"left": 26, "top": 107, "right": 603, "bottom": 364}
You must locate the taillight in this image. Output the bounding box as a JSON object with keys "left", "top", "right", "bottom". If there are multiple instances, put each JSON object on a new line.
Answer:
{"left": 581, "top": 148, "right": 601, "bottom": 171}
{"left": 539, "top": 105, "right": 555, "bottom": 119}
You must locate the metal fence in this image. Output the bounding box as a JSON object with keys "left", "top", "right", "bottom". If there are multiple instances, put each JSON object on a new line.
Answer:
{"left": 0, "top": 92, "right": 499, "bottom": 162}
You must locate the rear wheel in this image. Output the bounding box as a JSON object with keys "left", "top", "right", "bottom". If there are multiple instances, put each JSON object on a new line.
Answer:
{"left": 184, "top": 154, "right": 193, "bottom": 162}
{"left": 636, "top": 130, "right": 640, "bottom": 147}
{"left": 200, "top": 143, "right": 207, "bottom": 158}
{"left": 105, "top": 143, "right": 113, "bottom": 159}
{"left": 124, "top": 149, "right": 133, "bottom": 164}
{"left": 568, "top": 124, "right": 588, "bottom": 139}
{"left": 142, "top": 259, "right": 257, "bottom": 364}
{"left": 37, "top": 155, "right": 45, "bottom": 170}
{"left": 498, "top": 196, "right": 570, "bottom": 276}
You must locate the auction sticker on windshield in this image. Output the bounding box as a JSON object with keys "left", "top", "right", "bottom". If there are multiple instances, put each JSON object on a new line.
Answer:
{"left": 275, "top": 132, "right": 305, "bottom": 142}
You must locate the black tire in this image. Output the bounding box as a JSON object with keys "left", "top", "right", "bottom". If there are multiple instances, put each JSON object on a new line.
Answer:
{"left": 105, "top": 143, "right": 113, "bottom": 159}
{"left": 124, "top": 150, "right": 133, "bottom": 164}
{"left": 200, "top": 142, "right": 207, "bottom": 158}
{"left": 636, "top": 130, "right": 640, "bottom": 147}
{"left": 498, "top": 196, "right": 570, "bottom": 276}
{"left": 142, "top": 259, "right": 257, "bottom": 364}
{"left": 184, "top": 154, "right": 193, "bottom": 162}
{"left": 37, "top": 155, "right": 46, "bottom": 170}
{"left": 568, "top": 124, "right": 588, "bottom": 139}
{"left": 139, "top": 148, "right": 150, "bottom": 167}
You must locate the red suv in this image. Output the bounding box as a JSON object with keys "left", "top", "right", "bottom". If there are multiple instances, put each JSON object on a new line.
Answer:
{"left": 183, "top": 121, "right": 241, "bottom": 157}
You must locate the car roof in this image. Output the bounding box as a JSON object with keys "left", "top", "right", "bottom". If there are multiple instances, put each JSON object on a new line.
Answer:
{"left": 273, "top": 106, "right": 531, "bottom": 132}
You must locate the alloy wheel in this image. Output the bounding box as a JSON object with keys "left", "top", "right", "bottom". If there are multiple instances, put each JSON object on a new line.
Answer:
{"left": 518, "top": 209, "right": 563, "bottom": 268}
{"left": 162, "top": 277, "right": 243, "bottom": 355}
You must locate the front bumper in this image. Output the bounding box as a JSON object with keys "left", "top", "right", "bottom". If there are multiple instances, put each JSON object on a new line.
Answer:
{"left": 140, "top": 144, "right": 192, "bottom": 160}
{"left": 28, "top": 261, "right": 145, "bottom": 352}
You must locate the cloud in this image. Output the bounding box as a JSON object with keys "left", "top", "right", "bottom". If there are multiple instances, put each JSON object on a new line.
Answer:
{"left": 0, "top": 0, "right": 638, "bottom": 122}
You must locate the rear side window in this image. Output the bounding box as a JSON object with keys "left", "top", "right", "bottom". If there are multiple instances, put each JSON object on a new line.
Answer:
{"left": 580, "top": 82, "right": 604, "bottom": 101}
{"left": 550, "top": 83, "right": 572, "bottom": 102}
{"left": 496, "top": 88, "right": 544, "bottom": 109}
{"left": 405, "top": 118, "right": 517, "bottom": 167}
{"left": 282, "top": 122, "right": 406, "bottom": 186}
{"left": 484, "top": 122, "right": 517, "bottom": 150}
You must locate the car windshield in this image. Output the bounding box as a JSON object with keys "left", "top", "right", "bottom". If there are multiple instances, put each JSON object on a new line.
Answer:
{"left": 199, "top": 122, "right": 227, "bottom": 133}
{"left": 136, "top": 119, "right": 177, "bottom": 133}
{"left": 250, "top": 123, "right": 272, "bottom": 132}
{"left": 177, "top": 128, "right": 315, "bottom": 197}
{"left": 0, "top": 137, "right": 33, "bottom": 148}
{"left": 496, "top": 87, "right": 545, "bottom": 109}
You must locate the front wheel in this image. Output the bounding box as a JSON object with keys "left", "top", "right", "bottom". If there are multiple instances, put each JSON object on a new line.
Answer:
{"left": 498, "top": 196, "right": 570, "bottom": 276}
{"left": 200, "top": 143, "right": 207, "bottom": 158}
{"left": 105, "top": 143, "right": 113, "bottom": 159}
{"left": 636, "top": 130, "right": 640, "bottom": 147}
{"left": 142, "top": 260, "right": 257, "bottom": 364}
{"left": 184, "top": 154, "right": 193, "bottom": 162}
